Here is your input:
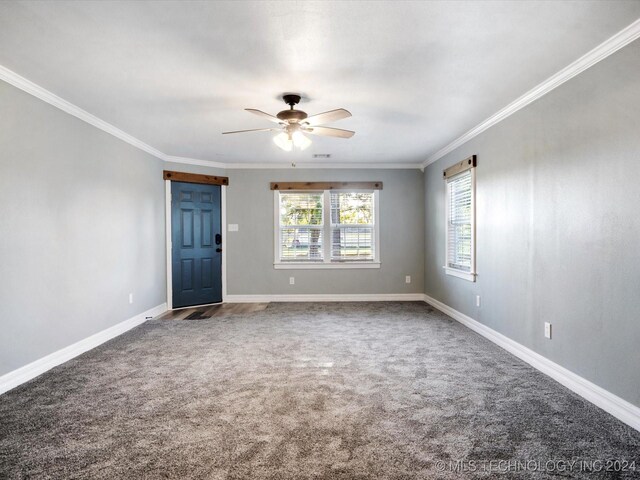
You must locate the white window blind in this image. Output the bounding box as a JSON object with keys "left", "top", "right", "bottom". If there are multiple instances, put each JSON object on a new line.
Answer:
{"left": 446, "top": 170, "right": 473, "bottom": 272}
{"left": 330, "top": 192, "right": 375, "bottom": 261}
{"left": 278, "top": 192, "right": 324, "bottom": 262}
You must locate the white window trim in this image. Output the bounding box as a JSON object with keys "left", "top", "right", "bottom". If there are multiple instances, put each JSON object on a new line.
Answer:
{"left": 443, "top": 167, "right": 477, "bottom": 282}
{"left": 273, "top": 189, "right": 381, "bottom": 270}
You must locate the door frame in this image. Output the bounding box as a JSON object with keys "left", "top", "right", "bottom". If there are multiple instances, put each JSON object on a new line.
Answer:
{"left": 165, "top": 179, "right": 227, "bottom": 310}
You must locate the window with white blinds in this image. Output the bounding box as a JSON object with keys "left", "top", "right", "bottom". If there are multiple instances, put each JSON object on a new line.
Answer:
{"left": 275, "top": 190, "right": 379, "bottom": 268}
{"left": 330, "top": 192, "right": 374, "bottom": 261}
{"left": 445, "top": 168, "right": 476, "bottom": 281}
{"left": 278, "top": 192, "right": 324, "bottom": 262}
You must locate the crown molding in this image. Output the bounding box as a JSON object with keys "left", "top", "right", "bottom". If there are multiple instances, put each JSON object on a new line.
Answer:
{"left": 0, "top": 64, "right": 168, "bottom": 162}
{"left": 0, "top": 64, "right": 420, "bottom": 170}
{"left": 5, "top": 17, "right": 638, "bottom": 173}
{"left": 422, "top": 18, "right": 640, "bottom": 169}
{"left": 164, "top": 155, "right": 228, "bottom": 169}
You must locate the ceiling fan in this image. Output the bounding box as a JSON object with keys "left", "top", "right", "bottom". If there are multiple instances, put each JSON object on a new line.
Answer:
{"left": 222, "top": 94, "right": 354, "bottom": 151}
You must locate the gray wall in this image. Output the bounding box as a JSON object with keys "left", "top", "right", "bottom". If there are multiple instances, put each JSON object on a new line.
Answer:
{"left": 226, "top": 168, "right": 424, "bottom": 295}
{"left": 424, "top": 40, "right": 640, "bottom": 407}
{"left": 0, "top": 80, "right": 166, "bottom": 376}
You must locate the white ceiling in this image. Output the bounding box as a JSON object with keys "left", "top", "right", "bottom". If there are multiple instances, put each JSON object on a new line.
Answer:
{"left": 1, "top": 1, "right": 639, "bottom": 166}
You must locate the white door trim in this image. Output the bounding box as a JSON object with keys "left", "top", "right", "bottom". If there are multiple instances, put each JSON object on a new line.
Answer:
{"left": 165, "top": 180, "right": 227, "bottom": 310}
{"left": 165, "top": 180, "right": 172, "bottom": 309}
{"left": 221, "top": 185, "right": 227, "bottom": 302}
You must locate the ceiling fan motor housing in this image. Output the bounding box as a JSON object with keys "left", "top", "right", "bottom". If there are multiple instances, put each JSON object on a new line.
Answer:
{"left": 277, "top": 109, "right": 308, "bottom": 122}
{"left": 278, "top": 94, "right": 307, "bottom": 122}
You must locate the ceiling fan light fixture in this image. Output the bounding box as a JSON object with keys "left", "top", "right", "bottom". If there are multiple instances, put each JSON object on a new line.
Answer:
{"left": 273, "top": 132, "right": 293, "bottom": 151}
{"left": 292, "top": 131, "right": 312, "bottom": 151}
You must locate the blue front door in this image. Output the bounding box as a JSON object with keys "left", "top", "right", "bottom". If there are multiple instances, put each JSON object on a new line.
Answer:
{"left": 171, "top": 181, "right": 222, "bottom": 308}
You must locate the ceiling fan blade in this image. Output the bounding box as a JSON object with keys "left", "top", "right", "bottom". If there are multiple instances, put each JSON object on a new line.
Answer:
{"left": 304, "top": 126, "right": 355, "bottom": 138}
{"left": 222, "top": 128, "right": 279, "bottom": 135}
{"left": 245, "top": 108, "right": 282, "bottom": 124}
{"left": 304, "top": 108, "right": 352, "bottom": 126}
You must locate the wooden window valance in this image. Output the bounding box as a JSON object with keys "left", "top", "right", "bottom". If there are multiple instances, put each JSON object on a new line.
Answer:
{"left": 163, "top": 170, "right": 229, "bottom": 186}
{"left": 270, "top": 181, "right": 382, "bottom": 191}
{"left": 443, "top": 155, "right": 477, "bottom": 179}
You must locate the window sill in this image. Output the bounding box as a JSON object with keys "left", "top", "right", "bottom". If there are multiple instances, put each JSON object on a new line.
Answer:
{"left": 274, "top": 262, "right": 381, "bottom": 270}
{"left": 443, "top": 266, "right": 476, "bottom": 282}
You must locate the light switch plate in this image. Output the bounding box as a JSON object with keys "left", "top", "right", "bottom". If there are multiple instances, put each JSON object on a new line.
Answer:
{"left": 544, "top": 322, "right": 552, "bottom": 339}
{"left": 228, "top": 224, "right": 239, "bottom": 232}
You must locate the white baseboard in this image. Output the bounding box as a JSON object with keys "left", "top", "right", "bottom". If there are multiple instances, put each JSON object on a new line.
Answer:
{"left": 0, "top": 303, "right": 167, "bottom": 395}
{"left": 225, "top": 293, "right": 425, "bottom": 303}
{"left": 423, "top": 294, "right": 640, "bottom": 432}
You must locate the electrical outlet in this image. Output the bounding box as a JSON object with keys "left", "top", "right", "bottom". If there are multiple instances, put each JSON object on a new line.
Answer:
{"left": 476, "top": 295, "right": 481, "bottom": 307}
{"left": 289, "top": 277, "right": 295, "bottom": 285}
{"left": 405, "top": 275, "right": 411, "bottom": 284}
{"left": 544, "top": 322, "right": 552, "bottom": 339}
{"left": 129, "top": 293, "right": 133, "bottom": 304}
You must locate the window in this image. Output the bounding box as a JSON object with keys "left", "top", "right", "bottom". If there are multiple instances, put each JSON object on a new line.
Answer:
{"left": 275, "top": 190, "right": 380, "bottom": 269}
{"left": 330, "top": 192, "right": 375, "bottom": 262}
{"left": 278, "top": 192, "right": 324, "bottom": 262}
{"left": 444, "top": 157, "right": 476, "bottom": 281}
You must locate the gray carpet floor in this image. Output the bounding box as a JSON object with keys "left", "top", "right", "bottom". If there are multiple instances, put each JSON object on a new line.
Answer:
{"left": 1, "top": 302, "right": 639, "bottom": 479}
